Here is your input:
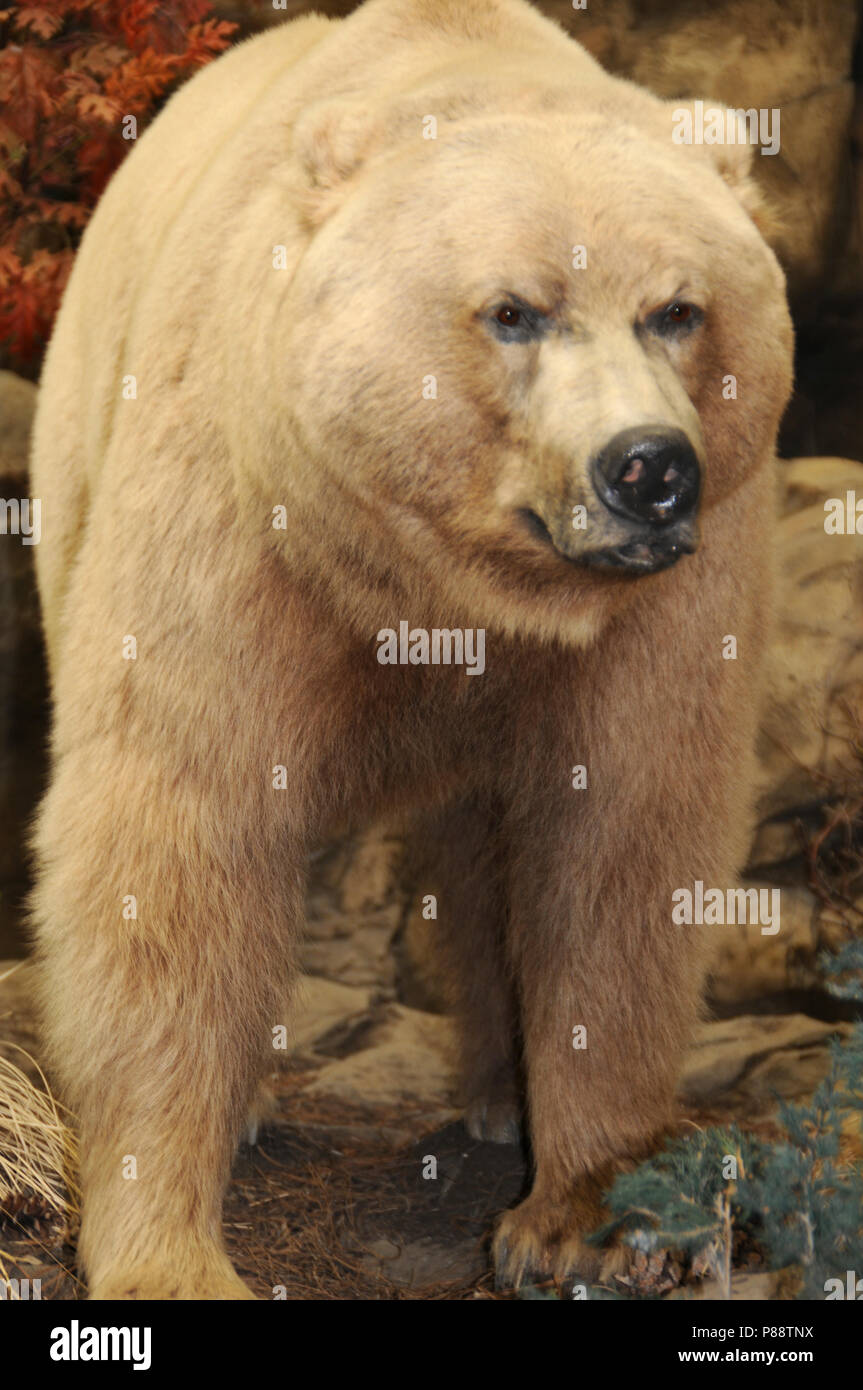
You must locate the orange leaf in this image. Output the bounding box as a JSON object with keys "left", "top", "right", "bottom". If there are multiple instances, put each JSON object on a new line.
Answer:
{"left": 0, "top": 246, "right": 22, "bottom": 285}
{"left": 77, "top": 92, "right": 121, "bottom": 124}
{"left": 15, "top": 7, "right": 65, "bottom": 40}
{"left": 68, "top": 40, "right": 129, "bottom": 80}
{"left": 181, "top": 19, "right": 236, "bottom": 70}
{"left": 47, "top": 201, "right": 89, "bottom": 228}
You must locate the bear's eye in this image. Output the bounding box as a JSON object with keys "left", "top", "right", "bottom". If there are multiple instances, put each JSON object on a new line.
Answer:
{"left": 649, "top": 299, "right": 703, "bottom": 337}
{"left": 485, "top": 297, "right": 549, "bottom": 343}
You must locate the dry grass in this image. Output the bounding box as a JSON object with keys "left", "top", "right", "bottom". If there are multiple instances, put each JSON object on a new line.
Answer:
{"left": 0, "top": 962, "right": 78, "bottom": 1296}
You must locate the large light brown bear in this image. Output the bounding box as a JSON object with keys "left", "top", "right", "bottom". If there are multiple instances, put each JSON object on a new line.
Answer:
{"left": 29, "top": 0, "right": 792, "bottom": 1298}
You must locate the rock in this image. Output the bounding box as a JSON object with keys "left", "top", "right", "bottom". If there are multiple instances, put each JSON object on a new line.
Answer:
{"left": 307, "top": 828, "right": 403, "bottom": 912}
{"left": 0, "top": 371, "right": 37, "bottom": 481}
{"left": 707, "top": 885, "right": 816, "bottom": 1006}
{"left": 291, "top": 975, "right": 375, "bottom": 1053}
{"left": 680, "top": 1013, "right": 852, "bottom": 1119}
{"left": 338, "top": 833, "right": 404, "bottom": 914}
{"left": 361, "top": 1234, "right": 485, "bottom": 1288}
{"left": 301, "top": 903, "right": 403, "bottom": 989}
{"left": 782, "top": 456, "right": 863, "bottom": 514}
{"left": 304, "top": 831, "right": 405, "bottom": 987}
{"left": 304, "top": 1003, "right": 457, "bottom": 1113}
{"left": 747, "top": 819, "right": 804, "bottom": 871}
{"left": 751, "top": 458, "right": 863, "bottom": 860}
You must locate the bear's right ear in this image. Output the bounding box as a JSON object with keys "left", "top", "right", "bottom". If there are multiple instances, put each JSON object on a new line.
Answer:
{"left": 292, "top": 100, "right": 385, "bottom": 224}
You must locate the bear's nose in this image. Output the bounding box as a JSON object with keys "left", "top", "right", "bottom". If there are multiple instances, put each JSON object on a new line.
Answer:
{"left": 591, "top": 426, "right": 701, "bottom": 526}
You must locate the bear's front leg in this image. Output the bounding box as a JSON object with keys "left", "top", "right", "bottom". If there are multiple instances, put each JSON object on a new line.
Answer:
{"left": 493, "top": 520, "right": 769, "bottom": 1289}
{"left": 493, "top": 821, "right": 703, "bottom": 1289}
{"left": 31, "top": 754, "right": 302, "bottom": 1300}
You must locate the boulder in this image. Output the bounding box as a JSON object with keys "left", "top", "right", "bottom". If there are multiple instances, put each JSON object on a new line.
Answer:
{"left": 0, "top": 371, "right": 37, "bottom": 481}
{"left": 751, "top": 458, "right": 863, "bottom": 866}
{"left": 681, "top": 1013, "right": 852, "bottom": 1119}
{"left": 303, "top": 1003, "right": 457, "bottom": 1114}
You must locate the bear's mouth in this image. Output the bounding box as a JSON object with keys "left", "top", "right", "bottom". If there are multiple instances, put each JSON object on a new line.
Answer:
{"left": 579, "top": 532, "right": 698, "bottom": 574}
{"left": 519, "top": 509, "right": 698, "bottom": 575}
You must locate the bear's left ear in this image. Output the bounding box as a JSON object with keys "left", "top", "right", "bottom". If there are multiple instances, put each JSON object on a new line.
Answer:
{"left": 667, "top": 100, "right": 780, "bottom": 245}
{"left": 292, "top": 99, "right": 385, "bottom": 224}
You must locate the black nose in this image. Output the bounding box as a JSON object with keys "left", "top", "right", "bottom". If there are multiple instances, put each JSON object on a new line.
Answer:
{"left": 591, "top": 426, "right": 700, "bottom": 526}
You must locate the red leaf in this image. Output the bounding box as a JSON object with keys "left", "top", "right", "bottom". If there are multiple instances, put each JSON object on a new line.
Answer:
{"left": 76, "top": 131, "right": 125, "bottom": 200}
{"left": 0, "top": 278, "right": 42, "bottom": 358}
{"left": 0, "top": 47, "right": 62, "bottom": 142}
{"left": 104, "top": 48, "right": 182, "bottom": 114}
{"left": 0, "top": 0, "right": 238, "bottom": 367}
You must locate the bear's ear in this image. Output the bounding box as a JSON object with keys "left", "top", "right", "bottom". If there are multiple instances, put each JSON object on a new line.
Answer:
{"left": 667, "top": 100, "right": 781, "bottom": 245}
{"left": 292, "top": 99, "right": 385, "bottom": 224}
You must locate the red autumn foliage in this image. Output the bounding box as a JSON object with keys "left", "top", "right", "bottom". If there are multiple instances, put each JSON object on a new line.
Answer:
{"left": 0, "top": 1, "right": 236, "bottom": 372}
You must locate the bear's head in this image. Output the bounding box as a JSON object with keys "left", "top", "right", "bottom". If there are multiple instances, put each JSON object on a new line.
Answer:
{"left": 266, "top": 45, "right": 793, "bottom": 647}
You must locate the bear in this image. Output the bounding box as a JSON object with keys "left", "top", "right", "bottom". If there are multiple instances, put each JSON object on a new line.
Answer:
{"left": 28, "top": 0, "right": 793, "bottom": 1299}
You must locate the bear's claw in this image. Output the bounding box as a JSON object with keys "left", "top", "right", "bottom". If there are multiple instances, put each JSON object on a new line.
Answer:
{"left": 492, "top": 1188, "right": 631, "bottom": 1292}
